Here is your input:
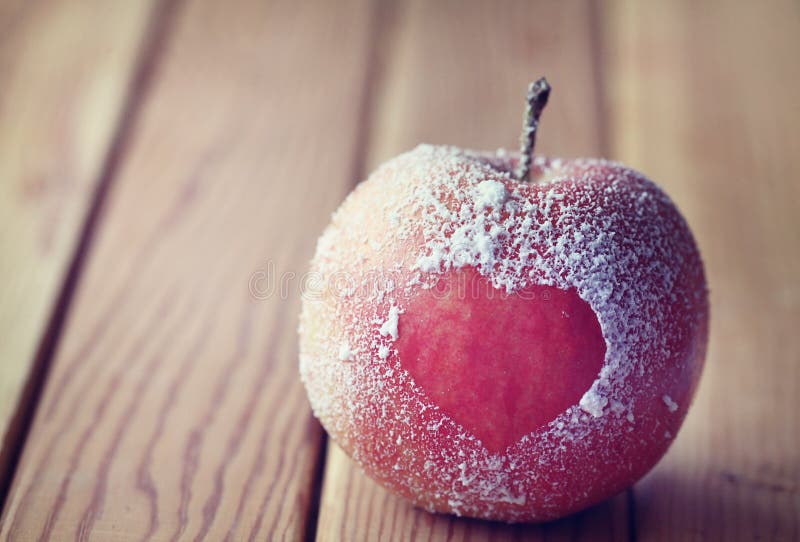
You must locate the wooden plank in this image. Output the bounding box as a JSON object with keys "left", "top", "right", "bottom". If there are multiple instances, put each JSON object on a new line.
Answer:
{"left": 315, "top": 1, "right": 631, "bottom": 539}
{"left": 604, "top": 1, "right": 800, "bottom": 539}
{"left": 365, "top": 0, "right": 608, "bottom": 166}
{"left": 0, "top": 0, "right": 375, "bottom": 539}
{"left": 0, "top": 0, "right": 158, "bottom": 494}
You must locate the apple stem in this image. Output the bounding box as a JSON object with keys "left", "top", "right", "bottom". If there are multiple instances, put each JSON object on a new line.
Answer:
{"left": 516, "top": 77, "right": 551, "bottom": 183}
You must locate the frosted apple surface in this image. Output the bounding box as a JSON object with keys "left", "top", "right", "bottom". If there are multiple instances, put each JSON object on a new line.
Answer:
{"left": 299, "top": 144, "right": 708, "bottom": 521}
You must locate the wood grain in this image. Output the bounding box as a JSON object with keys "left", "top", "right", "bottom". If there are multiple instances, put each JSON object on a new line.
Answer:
{"left": 315, "top": 1, "right": 631, "bottom": 539}
{"left": 0, "top": 0, "right": 376, "bottom": 539}
{"left": 0, "top": 0, "right": 157, "bottom": 493}
{"left": 365, "top": 0, "right": 608, "bottom": 167}
{"left": 604, "top": 1, "right": 800, "bottom": 539}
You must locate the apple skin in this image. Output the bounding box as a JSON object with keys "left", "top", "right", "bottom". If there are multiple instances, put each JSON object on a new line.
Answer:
{"left": 299, "top": 145, "right": 708, "bottom": 522}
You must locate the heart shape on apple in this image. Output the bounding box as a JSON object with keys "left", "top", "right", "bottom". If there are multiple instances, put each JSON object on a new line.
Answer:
{"left": 299, "top": 79, "right": 708, "bottom": 522}
{"left": 397, "top": 268, "right": 605, "bottom": 454}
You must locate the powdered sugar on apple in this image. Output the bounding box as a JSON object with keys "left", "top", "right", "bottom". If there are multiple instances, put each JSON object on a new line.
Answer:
{"left": 402, "top": 147, "right": 680, "bottom": 423}
{"left": 379, "top": 305, "right": 402, "bottom": 341}
{"left": 299, "top": 144, "right": 706, "bottom": 521}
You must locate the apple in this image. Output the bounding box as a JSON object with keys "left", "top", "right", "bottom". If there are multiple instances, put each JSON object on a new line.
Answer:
{"left": 299, "top": 79, "right": 708, "bottom": 522}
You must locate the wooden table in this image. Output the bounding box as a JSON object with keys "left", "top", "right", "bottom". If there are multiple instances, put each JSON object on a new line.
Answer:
{"left": 1, "top": 1, "right": 798, "bottom": 540}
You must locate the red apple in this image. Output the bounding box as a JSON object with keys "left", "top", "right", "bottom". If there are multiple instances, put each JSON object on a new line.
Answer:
{"left": 299, "top": 79, "right": 708, "bottom": 522}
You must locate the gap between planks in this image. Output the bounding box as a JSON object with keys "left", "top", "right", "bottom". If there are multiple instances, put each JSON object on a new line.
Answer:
{"left": 1, "top": 0, "right": 380, "bottom": 539}
{"left": 303, "top": 0, "right": 402, "bottom": 539}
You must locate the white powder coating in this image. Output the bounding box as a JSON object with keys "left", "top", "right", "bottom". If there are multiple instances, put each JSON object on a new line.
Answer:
{"left": 579, "top": 389, "right": 608, "bottom": 418}
{"left": 474, "top": 179, "right": 508, "bottom": 210}
{"left": 379, "top": 305, "right": 401, "bottom": 341}
{"left": 338, "top": 341, "right": 353, "bottom": 362}
{"left": 662, "top": 394, "right": 679, "bottom": 412}
{"left": 299, "top": 145, "right": 708, "bottom": 521}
